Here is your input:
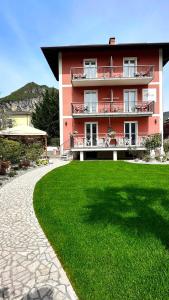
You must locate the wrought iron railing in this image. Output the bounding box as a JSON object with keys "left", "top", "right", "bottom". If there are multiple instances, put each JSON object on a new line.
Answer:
{"left": 70, "top": 133, "right": 147, "bottom": 149}
{"left": 72, "top": 101, "right": 154, "bottom": 115}
{"left": 71, "top": 65, "right": 154, "bottom": 80}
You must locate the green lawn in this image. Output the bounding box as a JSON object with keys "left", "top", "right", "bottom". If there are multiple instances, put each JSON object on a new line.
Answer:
{"left": 33, "top": 161, "right": 169, "bottom": 300}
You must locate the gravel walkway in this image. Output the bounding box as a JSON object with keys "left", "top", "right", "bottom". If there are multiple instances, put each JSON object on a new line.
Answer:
{"left": 0, "top": 160, "right": 78, "bottom": 300}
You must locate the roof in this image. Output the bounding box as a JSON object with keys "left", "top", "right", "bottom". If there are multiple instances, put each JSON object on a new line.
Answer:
{"left": 0, "top": 125, "right": 47, "bottom": 136}
{"left": 7, "top": 111, "right": 32, "bottom": 116}
{"left": 41, "top": 42, "right": 169, "bottom": 81}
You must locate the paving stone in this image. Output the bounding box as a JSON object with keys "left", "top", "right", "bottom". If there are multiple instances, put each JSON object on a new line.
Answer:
{"left": 0, "top": 160, "right": 78, "bottom": 300}
{"left": 27, "top": 261, "right": 40, "bottom": 273}
{"left": 49, "top": 271, "right": 59, "bottom": 282}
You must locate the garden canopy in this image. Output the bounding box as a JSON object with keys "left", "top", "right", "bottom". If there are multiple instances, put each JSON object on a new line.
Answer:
{"left": 0, "top": 125, "right": 47, "bottom": 136}
{"left": 0, "top": 125, "right": 48, "bottom": 155}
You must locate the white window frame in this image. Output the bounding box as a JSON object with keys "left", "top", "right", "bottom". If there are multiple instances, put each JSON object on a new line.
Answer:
{"left": 84, "top": 122, "right": 98, "bottom": 147}
{"left": 142, "top": 88, "right": 157, "bottom": 102}
{"left": 124, "top": 121, "right": 138, "bottom": 145}
{"left": 123, "top": 89, "right": 138, "bottom": 112}
{"left": 123, "top": 57, "right": 137, "bottom": 77}
{"left": 83, "top": 58, "right": 97, "bottom": 78}
{"left": 84, "top": 90, "right": 98, "bottom": 113}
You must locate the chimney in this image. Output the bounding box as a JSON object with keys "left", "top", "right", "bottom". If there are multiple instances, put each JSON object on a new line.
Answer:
{"left": 109, "top": 37, "right": 116, "bottom": 45}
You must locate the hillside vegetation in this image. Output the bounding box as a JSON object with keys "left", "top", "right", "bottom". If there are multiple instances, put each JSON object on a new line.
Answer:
{"left": 0, "top": 82, "right": 57, "bottom": 102}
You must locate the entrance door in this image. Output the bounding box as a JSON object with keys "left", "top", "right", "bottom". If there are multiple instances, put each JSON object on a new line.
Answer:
{"left": 124, "top": 122, "right": 137, "bottom": 146}
{"left": 124, "top": 90, "right": 136, "bottom": 112}
{"left": 84, "top": 90, "right": 98, "bottom": 113}
{"left": 85, "top": 123, "right": 98, "bottom": 146}
{"left": 84, "top": 59, "right": 97, "bottom": 78}
{"left": 123, "top": 58, "right": 136, "bottom": 77}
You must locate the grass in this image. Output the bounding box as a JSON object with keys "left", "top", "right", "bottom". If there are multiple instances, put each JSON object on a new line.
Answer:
{"left": 34, "top": 161, "right": 169, "bottom": 300}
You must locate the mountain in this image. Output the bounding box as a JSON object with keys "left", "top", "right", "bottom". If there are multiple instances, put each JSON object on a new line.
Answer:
{"left": 164, "top": 111, "right": 169, "bottom": 123}
{"left": 0, "top": 82, "right": 57, "bottom": 113}
{"left": 0, "top": 82, "right": 56, "bottom": 102}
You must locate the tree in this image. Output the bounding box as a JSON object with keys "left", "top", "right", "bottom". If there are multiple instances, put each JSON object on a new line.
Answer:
{"left": 31, "top": 88, "right": 59, "bottom": 142}
{"left": 0, "top": 138, "right": 22, "bottom": 163}
{"left": 144, "top": 134, "right": 161, "bottom": 151}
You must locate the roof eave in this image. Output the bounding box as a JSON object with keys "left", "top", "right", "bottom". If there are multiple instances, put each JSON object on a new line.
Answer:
{"left": 41, "top": 42, "right": 169, "bottom": 81}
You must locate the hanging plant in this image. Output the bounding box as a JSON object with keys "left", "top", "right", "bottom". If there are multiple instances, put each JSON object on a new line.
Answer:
{"left": 73, "top": 130, "right": 78, "bottom": 135}
{"left": 107, "top": 127, "right": 116, "bottom": 138}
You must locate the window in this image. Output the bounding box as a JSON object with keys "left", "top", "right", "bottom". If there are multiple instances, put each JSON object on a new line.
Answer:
{"left": 124, "top": 90, "right": 137, "bottom": 112}
{"left": 124, "top": 122, "right": 138, "bottom": 145}
{"left": 84, "top": 59, "right": 97, "bottom": 78}
{"left": 123, "top": 58, "right": 137, "bottom": 77}
{"left": 142, "top": 88, "right": 156, "bottom": 102}
{"left": 85, "top": 122, "right": 98, "bottom": 146}
{"left": 84, "top": 90, "right": 98, "bottom": 113}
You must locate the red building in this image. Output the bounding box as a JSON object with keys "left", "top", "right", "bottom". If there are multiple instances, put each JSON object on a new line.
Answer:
{"left": 42, "top": 38, "right": 169, "bottom": 160}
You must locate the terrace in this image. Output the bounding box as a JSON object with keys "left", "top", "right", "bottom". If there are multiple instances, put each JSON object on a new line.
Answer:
{"left": 70, "top": 133, "right": 147, "bottom": 151}
{"left": 71, "top": 65, "right": 154, "bottom": 87}
{"left": 72, "top": 100, "right": 154, "bottom": 118}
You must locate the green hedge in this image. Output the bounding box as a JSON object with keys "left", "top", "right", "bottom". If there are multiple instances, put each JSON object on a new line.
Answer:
{"left": 0, "top": 138, "right": 44, "bottom": 163}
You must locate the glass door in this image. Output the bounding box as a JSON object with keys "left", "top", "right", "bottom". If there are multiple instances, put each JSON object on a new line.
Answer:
{"left": 124, "top": 122, "right": 137, "bottom": 146}
{"left": 123, "top": 58, "right": 136, "bottom": 77}
{"left": 84, "top": 90, "right": 98, "bottom": 113}
{"left": 85, "top": 123, "right": 97, "bottom": 147}
{"left": 84, "top": 59, "right": 97, "bottom": 78}
{"left": 124, "top": 90, "right": 136, "bottom": 112}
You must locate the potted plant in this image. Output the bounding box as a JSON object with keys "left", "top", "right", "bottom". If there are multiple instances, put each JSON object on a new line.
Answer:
{"left": 73, "top": 130, "right": 78, "bottom": 135}
{"left": 107, "top": 127, "right": 116, "bottom": 138}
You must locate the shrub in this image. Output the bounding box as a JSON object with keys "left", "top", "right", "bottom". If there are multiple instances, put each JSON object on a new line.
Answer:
{"left": 143, "top": 154, "right": 151, "bottom": 162}
{"left": 155, "top": 155, "right": 161, "bottom": 162}
{"left": 164, "top": 139, "right": 169, "bottom": 154}
{"left": 36, "top": 158, "right": 48, "bottom": 166}
{"left": 162, "top": 155, "right": 167, "bottom": 162}
{"left": 49, "top": 137, "right": 60, "bottom": 146}
{"left": 144, "top": 134, "right": 161, "bottom": 151}
{"left": 8, "top": 170, "right": 17, "bottom": 177}
{"left": 0, "top": 160, "right": 11, "bottom": 175}
{"left": 0, "top": 138, "right": 22, "bottom": 163}
{"left": 25, "top": 143, "right": 44, "bottom": 161}
{"left": 19, "top": 160, "right": 30, "bottom": 169}
{"left": 12, "top": 165, "right": 20, "bottom": 171}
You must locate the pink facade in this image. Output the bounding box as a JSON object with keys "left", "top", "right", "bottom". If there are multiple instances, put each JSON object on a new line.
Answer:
{"left": 42, "top": 38, "right": 169, "bottom": 160}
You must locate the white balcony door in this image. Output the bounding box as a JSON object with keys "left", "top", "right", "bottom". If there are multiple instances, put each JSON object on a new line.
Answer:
{"left": 124, "top": 122, "right": 138, "bottom": 146}
{"left": 84, "top": 90, "right": 98, "bottom": 113}
{"left": 124, "top": 90, "right": 136, "bottom": 112}
{"left": 123, "top": 58, "right": 137, "bottom": 77}
{"left": 84, "top": 59, "right": 97, "bottom": 79}
{"left": 85, "top": 122, "right": 98, "bottom": 147}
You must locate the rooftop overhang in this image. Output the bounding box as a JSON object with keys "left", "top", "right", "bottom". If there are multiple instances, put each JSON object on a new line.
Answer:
{"left": 41, "top": 42, "right": 169, "bottom": 81}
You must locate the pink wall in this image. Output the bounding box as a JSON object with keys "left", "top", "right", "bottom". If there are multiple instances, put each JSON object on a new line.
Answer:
{"left": 62, "top": 48, "right": 159, "bottom": 85}
{"left": 73, "top": 117, "right": 159, "bottom": 136}
{"left": 63, "top": 85, "right": 160, "bottom": 116}
{"left": 61, "top": 47, "right": 161, "bottom": 150}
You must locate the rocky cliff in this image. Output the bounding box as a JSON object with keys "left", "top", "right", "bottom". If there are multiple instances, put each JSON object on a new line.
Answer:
{"left": 0, "top": 82, "right": 57, "bottom": 114}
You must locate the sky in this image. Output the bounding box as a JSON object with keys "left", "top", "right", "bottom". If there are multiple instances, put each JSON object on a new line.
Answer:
{"left": 0, "top": 0, "right": 169, "bottom": 110}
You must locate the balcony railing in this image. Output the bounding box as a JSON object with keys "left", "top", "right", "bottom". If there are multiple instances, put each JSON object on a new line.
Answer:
{"left": 70, "top": 133, "right": 147, "bottom": 149}
{"left": 72, "top": 101, "right": 154, "bottom": 116}
{"left": 71, "top": 65, "right": 154, "bottom": 84}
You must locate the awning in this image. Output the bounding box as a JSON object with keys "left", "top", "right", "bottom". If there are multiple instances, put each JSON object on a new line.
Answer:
{"left": 0, "top": 125, "right": 47, "bottom": 136}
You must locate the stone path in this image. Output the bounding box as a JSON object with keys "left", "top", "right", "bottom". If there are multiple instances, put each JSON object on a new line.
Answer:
{"left": 0, "top": 160, "right": 78, "bottom": 300}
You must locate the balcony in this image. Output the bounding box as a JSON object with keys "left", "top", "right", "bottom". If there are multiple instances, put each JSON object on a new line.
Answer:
{"left": 72, "top": 101, "right": 154, "bottom": 118}
{"left": 71, "top": 65, "right": 154, "bottom": 87}
{"left": 70, "top": 133, "right": 146, "bottom": 151}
